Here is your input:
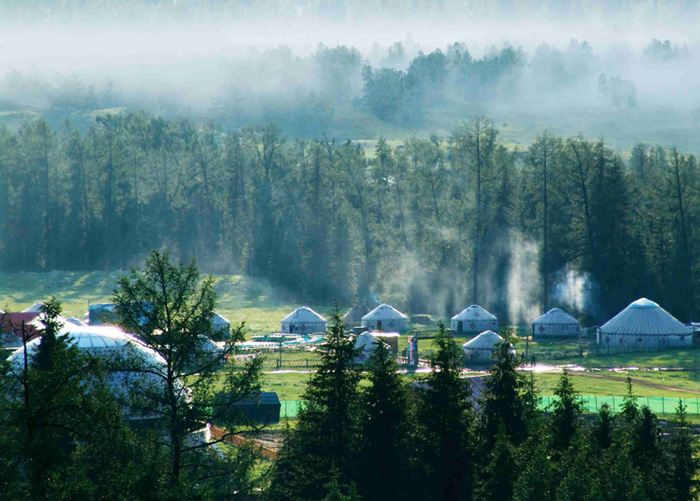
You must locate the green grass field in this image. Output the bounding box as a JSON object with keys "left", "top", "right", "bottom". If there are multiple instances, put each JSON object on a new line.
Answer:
{"left": 0, "top": 271, "right": 336, "bottom": 337}
{"left": 7, "top": 270, "right": 700, "bottom": 414}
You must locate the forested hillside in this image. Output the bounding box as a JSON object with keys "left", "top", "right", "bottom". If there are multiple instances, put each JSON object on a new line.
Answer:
{"left": 1, "top": 115, "right": 698, "bottom": 323}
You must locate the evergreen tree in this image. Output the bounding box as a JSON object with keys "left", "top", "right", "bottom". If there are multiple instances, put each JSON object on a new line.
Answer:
{"left": 113, "top": 250, "right": 264, "bottom": 497}
{"left": 549, "top": 370, "right": 583, "bottom": 453}
{"left": 670, "top": 400, "right": 699, "bottom": 501}
{"left": 415, "top": 322, "right": 474, "bottom": 501}
{"left": 270, "top": 311, "right": 361, "bottom": 501}
{"left": 480, "top": 329, "right": 528, "bottom": 446}
{"left": 356, "top": 339, "right": 413, "bottom": 501}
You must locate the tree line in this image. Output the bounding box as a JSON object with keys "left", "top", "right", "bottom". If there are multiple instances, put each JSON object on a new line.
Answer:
{"left": 271, "top": 320, "right": 699, "bottom": 501}
{"left": 1, "top": 115, "right": 699, "bottom": 322}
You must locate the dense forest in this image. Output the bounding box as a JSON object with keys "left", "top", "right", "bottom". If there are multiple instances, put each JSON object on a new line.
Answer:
{"left": 1, "top": 115, "right": 698, "bottom": 323}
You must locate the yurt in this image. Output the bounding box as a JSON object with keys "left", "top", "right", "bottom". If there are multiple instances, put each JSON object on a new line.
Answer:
{"left": 211, "top": 312, "right": 231, "bottom": 338}
{"left": 361, "top": 304, "right": 408, "bottom": 333}
{"left": 280, "top": 307, "right": 327, "bottom": 334}
{"left": 8, "top": 325, "right": 169, "bottom": 420}
{"left": 343, "top": 303, "right": 370, "bottom": 328}
{"left": 597, "top": 298, "right": 693, "bottom": 349}
{"left": 353, "top": 331, "right": 383, "bottom": 362}
{"left": 532, "top": 308, "right": 580, "bottom": 338}
{"left": 451, "top": 305, "right": 499, "bottom": 334}
{"left": 462, "top": 330, "right": 514, "bottom": 363}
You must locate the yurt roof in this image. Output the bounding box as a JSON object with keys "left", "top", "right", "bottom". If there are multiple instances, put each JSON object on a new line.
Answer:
{"left": 212, "top": 312, "right": 230, "bottom": 325}
{"left": 452, "top": 304, "right": 497, "bottom": 322}
{"left": 533, "top": 308, "right": 579, "bottom": 326}
{"left": 462, "top": 330, "right": 505, "bottom": 351}
{"left": 599, "top": 298, "right": 692, "bottom": 336}
{"left": 8, "top": 325, "right": 167, "bottom": 368}
{"left": 66, "top": 317, "right": 86, "bottom": 326}
{"left": 354, "top": 331, "right": 379, "bottom": 350}
{"left": 362, "top": 304, "right": 408, "bottom": 321}
{"left": 281, "top": 306, "right": 326, "bottom": 324}
{"left": 343, "top": 303, "right": 370, "bottom": 320}
{"left": 22, "top": 302, "right": 46, "bottom": 313}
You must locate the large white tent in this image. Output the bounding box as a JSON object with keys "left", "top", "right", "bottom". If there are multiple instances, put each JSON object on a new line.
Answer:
{"left": 532, "top": 308, "right": 580, "bottom": 338}
{"left": 597, "top": 298, "right": 693, "bottom": 349}
{"left": 462, "top": 330, "right": 514, "bottom": 363}
{"left": 280, "top": 306, "right": 327, "bottom": 334}
{"left": 8, "top": 325, "right": 169, "bottom": 420}
{"left": 361, "top": 304, "right": 408, "bottom": 333}
{"left": 451, "top": 305, "right": 498, "bottom": 334}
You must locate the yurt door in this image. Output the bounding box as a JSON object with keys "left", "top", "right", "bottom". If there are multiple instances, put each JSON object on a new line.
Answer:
{"left": 289, "top": 324, "right": 295, "bottom": 333}
{"left": 377, "top": 320, "right": 383, "bottom": 332}
{"left": 458, "top": 321, "right": 463, "bottom": 333}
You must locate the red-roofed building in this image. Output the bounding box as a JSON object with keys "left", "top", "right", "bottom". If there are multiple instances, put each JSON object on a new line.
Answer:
{"left": 0, "top": 312, "right": 44, "bottom": 348}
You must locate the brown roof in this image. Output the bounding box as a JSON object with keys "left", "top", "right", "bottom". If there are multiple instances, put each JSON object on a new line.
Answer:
{"left": 0, "top": 312, "right": 44, "bottom": 341}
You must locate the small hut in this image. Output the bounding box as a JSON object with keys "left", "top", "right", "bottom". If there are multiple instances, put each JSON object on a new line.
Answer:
{"left": 462, "top": 330, "right": 514, "bottom": 363}
{"left": 361, "top": 304, "right": 408, "bottom": 333}
{"left": 451, "top": 305, "right": 498, "bottom": 334}
{"left": 343, "top": 303, "right": 370, "bottom": 328}
{"left": 280, "top": 307, "right": 327, "bottom": 334}
{"left": 532, "top": 308, "right": 580, "bottom": 338}
{"left": 597, "top": 298, "right": 692, "bottom": 349}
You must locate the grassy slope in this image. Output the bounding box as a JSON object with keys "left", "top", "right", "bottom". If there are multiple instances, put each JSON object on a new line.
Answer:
{"left": 0, "top": 271, "right": 336, "bottom": 337}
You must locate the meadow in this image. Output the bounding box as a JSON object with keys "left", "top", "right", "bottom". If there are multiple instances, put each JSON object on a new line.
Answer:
{"left": 6, "top": 270, "right": 700, "bottom": 414}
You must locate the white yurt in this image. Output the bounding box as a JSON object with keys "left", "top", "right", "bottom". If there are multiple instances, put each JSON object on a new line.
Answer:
{"left": 451, "top": 305, "right": 499, "bottom": 334}
{"left": 361, "top": 304, "right": 408, "bottom": 333}
{"left": 280, "top": 307, "right": 327, "bottom": 334}
{"left": 597, "top": 298, "right": 693, "bottom": 349}
{"left": 8, "top": 325, "right": 169, "bottom": 420}
{"left": 211, "top": 312, "right": 231, "bottom": 337}
{"left": 532, "top": 308, "right": 580, "bottom": 338}
{"left": 462, "top": 330, "right": 514, "bottom": 363}
{"left": 343, "top": 303, "right": 370, "bottom": 328}
{"left": 353, "top": 331, "right": 385, "bottom": 362}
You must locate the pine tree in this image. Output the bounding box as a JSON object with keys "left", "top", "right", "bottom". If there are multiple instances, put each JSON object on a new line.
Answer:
{"left": 549, "top": 370, "right": 583, "bottom": 453}
{"left": 670, "top": 400, "right": 699, "bottom": 501}
{"left": 416, "top": 322, "right": 474, "bottom": 501}
{"left": 270, "top": 310, "right": 361, "bottom": 501}
{"left": 357, "top": 339, "right": 413, "bottom": 501}
{"left": 480, "top": 328, "right": 528, "bottom": 447}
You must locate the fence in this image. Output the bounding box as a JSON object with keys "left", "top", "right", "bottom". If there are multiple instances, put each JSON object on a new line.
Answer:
{"left": 540, "top": 395, "right": 700, "bottom": 415}
{"left": 259, "top": 358, "right": 322, "bottom": 369}
{"left": 279, "top": 396, "right": 700, "bottom": 420}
